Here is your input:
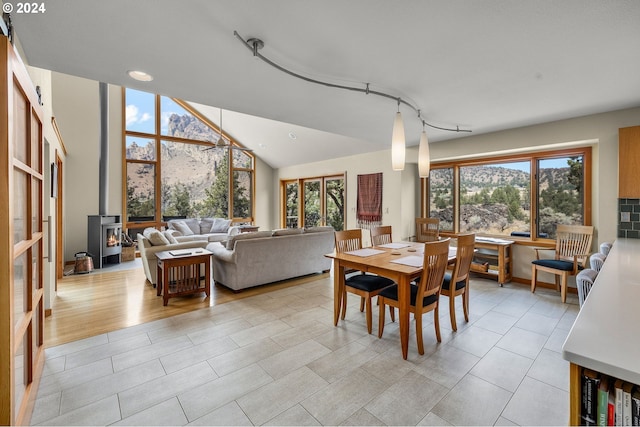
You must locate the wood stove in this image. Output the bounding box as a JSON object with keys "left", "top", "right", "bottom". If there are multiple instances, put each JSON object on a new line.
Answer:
{"left": 88, "top": 215, "right": 122, "bottom": 268}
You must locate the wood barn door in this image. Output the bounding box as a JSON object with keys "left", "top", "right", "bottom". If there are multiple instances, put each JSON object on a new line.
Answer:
{"left": 0, "top": 35, "right": 45, "bottom": 425}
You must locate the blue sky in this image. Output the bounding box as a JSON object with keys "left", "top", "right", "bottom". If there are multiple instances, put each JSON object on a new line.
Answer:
{"left": 125, "top": 88, "right": 184, "bottom": 135}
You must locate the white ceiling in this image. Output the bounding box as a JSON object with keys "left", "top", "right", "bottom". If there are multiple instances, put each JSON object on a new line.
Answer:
{"left": 11, "top": 0, "right": 640, "bottom": 168}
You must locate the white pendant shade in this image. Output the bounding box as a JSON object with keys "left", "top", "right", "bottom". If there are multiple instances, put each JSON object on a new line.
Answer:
{"left": 391, "top": 111, "right": 406, "bottom": 171}
{"left": 418, "top": 130, "right": 431, "bottom": 178}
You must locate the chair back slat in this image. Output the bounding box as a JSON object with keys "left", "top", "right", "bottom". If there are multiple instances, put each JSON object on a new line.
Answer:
{"left": 451, "top": 233, "right": 476, "bottom": 284}
{"left": 371, "top": 226, "right": 393, "bottom": 246}
{"left": 416, "top": 217, "right": 440, "bottom": 242}
{"left": 415, "top": 238, "right": 451, "bottom": 308}
{"left": 555, "top": 224, "right": 594, "bottom": 267}
{"left": 335, "top": 229, "right": 363, "bottom": 253}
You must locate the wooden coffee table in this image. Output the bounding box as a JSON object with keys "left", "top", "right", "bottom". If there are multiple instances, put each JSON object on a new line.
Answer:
{"left": 155, "top": 249, "right": 212, "bottom": 306}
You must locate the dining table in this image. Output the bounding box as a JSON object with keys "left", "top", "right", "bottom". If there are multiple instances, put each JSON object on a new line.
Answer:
{"left": 325, "top": 241, "right": 456, "bottom": 360}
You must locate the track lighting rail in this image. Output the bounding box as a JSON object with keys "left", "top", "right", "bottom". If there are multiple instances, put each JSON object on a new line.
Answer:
{"left": 234, "top": 30, "right": 471, "bottom": 134}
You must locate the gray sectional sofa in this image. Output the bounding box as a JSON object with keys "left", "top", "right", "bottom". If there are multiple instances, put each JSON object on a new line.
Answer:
{"left": 207, "top": 226, "right": 335, "bottom": 291}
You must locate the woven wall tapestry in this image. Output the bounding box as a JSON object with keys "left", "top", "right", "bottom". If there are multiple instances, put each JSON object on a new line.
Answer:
{"left": 356, "top": 172, "right": 382, "bottom": 229}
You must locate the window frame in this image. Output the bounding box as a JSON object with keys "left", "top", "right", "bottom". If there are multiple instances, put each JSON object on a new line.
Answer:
{"left": 422, "top": 147, "right": 592, "bottom": 242}
{"left": 122, "top": 89, "right": 256, "bottom": 233}
{"left": 280, "top": 173, "right": 346, "bottom": 230}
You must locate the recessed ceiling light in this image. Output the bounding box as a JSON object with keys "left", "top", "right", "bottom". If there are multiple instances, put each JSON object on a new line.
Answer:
{"left": 127, "top": 70, "right": 154, "bottom": 82}
{"left": 288, "top": 132, "right": 297, "bottom": 140}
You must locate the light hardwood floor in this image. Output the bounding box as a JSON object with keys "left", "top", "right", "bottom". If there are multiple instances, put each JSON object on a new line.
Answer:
{"left": 46, "top": 261, "right": 329, "bottom": 348}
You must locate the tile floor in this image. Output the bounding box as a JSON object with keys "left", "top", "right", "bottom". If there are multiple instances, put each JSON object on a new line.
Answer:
{"left": 31, "top": 276, "right": 577, "bottom": 426}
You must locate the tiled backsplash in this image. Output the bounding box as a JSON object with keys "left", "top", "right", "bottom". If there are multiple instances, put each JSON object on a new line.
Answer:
{"left": 618, "top": 198, "right": 640, "bottom": 238}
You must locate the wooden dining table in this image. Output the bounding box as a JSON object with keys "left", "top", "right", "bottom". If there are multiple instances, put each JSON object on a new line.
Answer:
{"left": 325, "top": 242, "right": 456, "bottom": 360}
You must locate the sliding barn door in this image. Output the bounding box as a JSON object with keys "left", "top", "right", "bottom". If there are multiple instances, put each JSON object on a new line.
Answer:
{"left": 0, "top": 35, "right": 45, "bottom": 426}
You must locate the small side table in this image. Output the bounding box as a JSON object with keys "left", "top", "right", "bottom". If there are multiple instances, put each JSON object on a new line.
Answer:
{"left": 156, "top": 249, "right": 212, "bottom": 306}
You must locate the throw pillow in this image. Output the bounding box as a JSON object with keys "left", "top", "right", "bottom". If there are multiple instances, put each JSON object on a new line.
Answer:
{"left": 199, "top": 217, "right": 215, "bottom": 234}
{"left": 143, "top": 228, "right": 170, "bottom": 246}
{"left": 163, "top": 230, "right": 179, "bottom": 244}
{"left": 172, "top": 220, "right": 194, "bottom": 236}
{"left": 210, "top": 218, "right": 232, "bottom": 233}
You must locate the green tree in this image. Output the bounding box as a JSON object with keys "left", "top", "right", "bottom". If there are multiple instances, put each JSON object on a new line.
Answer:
{"left": 232, "top": 171, "right": 250, "bottom": 218}
{"left": 326, "top": 179, "right": 345, "bottom": 231}
{"left": 162, "top": 182, "right": 193, "bottom": 217}
{"left": 203, "top": 151, "right": 230, "bottom": 218}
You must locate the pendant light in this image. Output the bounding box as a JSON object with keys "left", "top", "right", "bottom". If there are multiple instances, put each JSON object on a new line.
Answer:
{"left": 391, "top": 100, "right": 406, "bottom": 171}
{"left": 418, "top": 123, "right": 431, "bottom": 178}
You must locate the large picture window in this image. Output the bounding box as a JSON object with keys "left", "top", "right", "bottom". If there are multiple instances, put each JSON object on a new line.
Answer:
{"left": 124, "top": 88, "right": 255, "bottom": 233}
{"left": 281, "top": 175, "right": 345, "bottom": 231}
{"left": 425, "top": 148, "right": 591, "bottom": 240}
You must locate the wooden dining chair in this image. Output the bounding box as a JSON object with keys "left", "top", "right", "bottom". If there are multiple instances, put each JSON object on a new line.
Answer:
{"left": 377, "top": 238, "right": 451, "bottom": 355}
{"left": 531, "top": 224, "right": 594, "bottom": 303}
{"left": 415, "top": 217, "right": 440, "bottom": 242}
{"left": 370, "top": 225, "right": 393, "bottom": 246}
{"left": 334, "top": 229, "right": 395, "bottom": 333}
{"left": 441, "top": 233, "right": 475, "bottom": 331}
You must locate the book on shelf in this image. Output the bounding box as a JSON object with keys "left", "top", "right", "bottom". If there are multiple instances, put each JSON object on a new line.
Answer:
{"left": 616, "top": 379, "right": 625, "bottom": 426}
{"left": 598, "top": 376, "right": 610, "bottom": 426}
{"left": 632, "top": 387, "right": 640, "bottom": 426}
{"left": 583, "top": 369, "right": 601, "bottom": 426}
{"left": 610, "top": 386, "right": 616, "bottom": 426}
{"left": 622, "top": 382, "right": 633, "bottom": 426}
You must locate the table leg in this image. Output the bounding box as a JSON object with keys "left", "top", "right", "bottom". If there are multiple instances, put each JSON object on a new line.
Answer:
{"left": 204, "top": 257, "right": 211, "bottom": 298}
{"left": 163, "top": 264, "right": 170, "bottom": 306}
{"left": 156, "top": 261, "right": 162, "bottom": 296}
{"left": 398, "top": 275, "right": 410, "bottom": 359}
{"left": 333, "top": 260, "right": 344, "bottom": 326}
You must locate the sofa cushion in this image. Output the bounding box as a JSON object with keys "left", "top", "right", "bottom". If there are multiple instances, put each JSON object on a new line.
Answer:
{"left": 143, "top": 228, "right": 170, "bottom": 246}
{"left": 304, "top": 226, "right": 335, "bottom": 233}
{"left": 272, "top": 228, "right": 304, "bottom": 236}
{"left": 171, "top": 220, "right": 195, "bottom": 236}
{"left": 226, "top": 230, "right": 273, "bottom": 250}
{"left": 163, "top": 230, "right": 179, "bottom": 244}
{"left": 210, "top": 218, "right": 232, "bottom": 233}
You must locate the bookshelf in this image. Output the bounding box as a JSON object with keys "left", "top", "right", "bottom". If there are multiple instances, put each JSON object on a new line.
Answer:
{"left": 563, "top": 239, "right": 640, "bottom": 425}
{"left": 471, "top": 237, "right": 514, "bottom": 286}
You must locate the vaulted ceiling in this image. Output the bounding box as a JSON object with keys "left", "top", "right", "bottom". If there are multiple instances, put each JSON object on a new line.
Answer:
{"left": 11, "top": 0, "right": 640, "bottom": 168}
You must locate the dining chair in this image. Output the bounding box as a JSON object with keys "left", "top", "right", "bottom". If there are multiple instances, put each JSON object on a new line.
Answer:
{"left": 531, "top": 224, "right": 594, "bottom": 303}
{"left": 441, "top": 233, "right": 475, "bottom": 331}
{"left": 415, "top": 217, "right": 440, "bottom": 242}
{"left": 370, "top": 225, "right": 393, "bottom": 246}
{"left": 576, "top": 268, "right": 598, "bottom": 308}
{"left": 334, "top": 229, "right": 395, "bottom": 333}
{"left": 377, "top": 238, "right": 451, "bottom": 355}
{"left": 590, "top": 252, "right": 606, "bottom": 273}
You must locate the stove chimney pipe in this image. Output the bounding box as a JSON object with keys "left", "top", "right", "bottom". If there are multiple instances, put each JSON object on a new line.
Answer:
{"left": 98, "top": 82, "right": 108, "bottom": 215}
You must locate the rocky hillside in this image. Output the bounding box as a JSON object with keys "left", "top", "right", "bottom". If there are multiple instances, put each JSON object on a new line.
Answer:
{"left": 127, "top": 113, "right": 250, "bottom": 208}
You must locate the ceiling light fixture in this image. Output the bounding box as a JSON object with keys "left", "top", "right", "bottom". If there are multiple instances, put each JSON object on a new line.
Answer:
{"left": 391, "top": 99, "right": 405, "bottom": 171}
{"left": 418, "top": 123, "right": 431, "bottom": 178}
{"left": 234, "top": 31, "right": 471, "bottom": 173}
{"left": 288, "top": 132, "right": 297, "bottom": 140}
{"left": 127, "top": 70, "right": 153, "bottom": 82}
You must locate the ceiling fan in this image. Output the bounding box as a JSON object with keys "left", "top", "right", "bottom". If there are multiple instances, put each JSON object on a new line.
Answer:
{"left": 204, "top": 108, "right": 252, "bottom": 152}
